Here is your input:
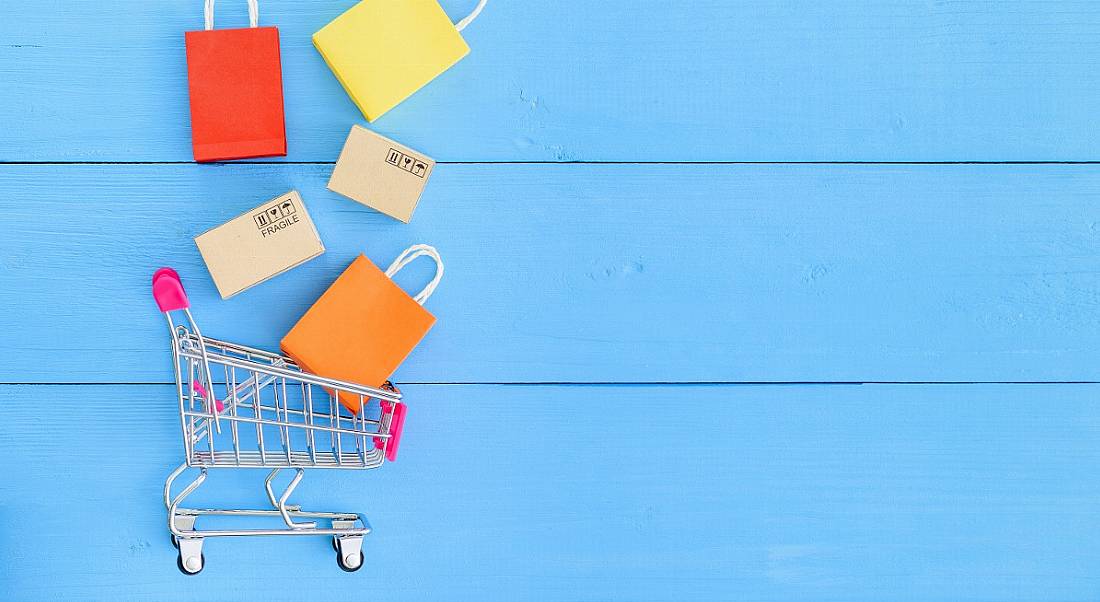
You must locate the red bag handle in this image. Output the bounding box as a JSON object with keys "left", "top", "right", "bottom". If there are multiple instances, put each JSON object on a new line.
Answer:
{"left": 204, "top": 0, "right": 259, "bottom": 30}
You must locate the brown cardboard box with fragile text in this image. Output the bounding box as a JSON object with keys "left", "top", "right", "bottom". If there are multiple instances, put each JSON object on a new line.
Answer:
{"left": 194, "top": 190, "right": 325, "bottom": 299}
{"left": 328, "top": 125, "right": 435, "bottom": 222}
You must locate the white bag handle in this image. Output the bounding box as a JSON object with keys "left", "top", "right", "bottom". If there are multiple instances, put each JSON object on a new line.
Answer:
{"left": 202, "top": 1, "right": 477, "bottom": 32}
{"left": 204, "top": 0, "right": 259, "bottom": 30}
{"left": 454, "top": 0, "right": 487, "bottom": 32}
{"left": 385, "top": 244, "right": 444, "bottom": 305}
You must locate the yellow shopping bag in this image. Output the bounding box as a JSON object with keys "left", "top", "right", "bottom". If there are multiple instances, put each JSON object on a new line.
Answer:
{"left": 313, "top": 0, "right": 486, "bottom": 121}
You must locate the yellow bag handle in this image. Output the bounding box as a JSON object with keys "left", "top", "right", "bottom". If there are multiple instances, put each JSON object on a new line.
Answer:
{"left": 454, "top": 0, "right": 487, "bottom": 32}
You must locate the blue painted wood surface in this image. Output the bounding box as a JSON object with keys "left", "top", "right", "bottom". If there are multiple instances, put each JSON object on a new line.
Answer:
{"left": 3, "top": 1, "right": 1100, "bottom": 600}
{"left": 3, "top": 1, "right": 1100, "bottom": 161}
{"left": 4, "top": 163, "right": 1100, "bottom": 383}
{"left": 4, "top": 384, "right": 1100, "bottom": 600}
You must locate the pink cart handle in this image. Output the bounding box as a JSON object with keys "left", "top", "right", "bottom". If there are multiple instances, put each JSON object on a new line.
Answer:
{"left": 153, "top": 267, "right": 190, "bottom": 312}
{"left": 192, "top": 383, "right": 225, "bottom": 413}
{"left": 375, "top": 400, "right": 407, "bottom": 462}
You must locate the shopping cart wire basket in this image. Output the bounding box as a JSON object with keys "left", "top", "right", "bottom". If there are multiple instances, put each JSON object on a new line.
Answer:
{"left": 153, "top": 268, "right": 407, "bottom": 575}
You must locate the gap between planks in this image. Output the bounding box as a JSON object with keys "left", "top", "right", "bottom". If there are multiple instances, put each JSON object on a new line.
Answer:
{"left": 5, "top": 381, "right": 1100, "bottom": 387}
{"left": 8, "top": 161, "right": 1100, "bottom": 166}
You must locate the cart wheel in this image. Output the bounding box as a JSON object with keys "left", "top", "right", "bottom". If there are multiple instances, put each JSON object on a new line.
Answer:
{"left": 331, "top": 536, "right": 339, "bottom": 552}
{"left": 170, "top": 535, "right": 179, "bottom": 549}
{"left": 336, "top": 549, "right": 364, "bottom": 573}
{"left": 177, "top": 552, "right": 205, "bottom": 575}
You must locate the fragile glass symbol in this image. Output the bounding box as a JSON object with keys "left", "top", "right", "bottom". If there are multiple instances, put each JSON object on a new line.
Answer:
{"left": 385, "top": 148, "right": 428, "bottom": 178}
{"left": 255, "top": 200, "right": 296, "bottom": 229}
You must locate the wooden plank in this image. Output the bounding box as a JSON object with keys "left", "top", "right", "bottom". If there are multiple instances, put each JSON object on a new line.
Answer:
{"left": 5, "top": 163, "right": 1100, "bottom": 384}
{"left": 3, "top": 383, "right": 1099, "bottom": 600}
{"left": 3, "top": 1, "right": 1100, "bottom": 161}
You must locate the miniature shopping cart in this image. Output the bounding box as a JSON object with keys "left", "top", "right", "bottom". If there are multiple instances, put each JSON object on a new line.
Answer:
{"left": 152, "top": 268, "right": 407, "bottom": 575}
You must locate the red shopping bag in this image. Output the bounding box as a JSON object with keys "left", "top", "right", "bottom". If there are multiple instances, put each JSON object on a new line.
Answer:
{"left": 185, "top": 0, "right": 287, "bottom": 162}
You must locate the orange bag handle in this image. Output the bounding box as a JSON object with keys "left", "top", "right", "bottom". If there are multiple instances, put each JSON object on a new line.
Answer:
{"left": 204, "top": 0, "right": 259, "bottom": 30}
{"left": 384, "top": 244, "right": 444, "bottom": 305}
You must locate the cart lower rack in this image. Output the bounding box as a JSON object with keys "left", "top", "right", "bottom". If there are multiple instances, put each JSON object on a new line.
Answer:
{"left": 153, "top": 268, "right": 407, "bottom": 574}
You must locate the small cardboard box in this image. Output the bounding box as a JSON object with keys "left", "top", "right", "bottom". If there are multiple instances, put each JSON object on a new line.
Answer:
{"left": 195, "top": 191, "right": 324, "bottom": 298}
{"left": 312, "top": 0, "right": 470, "bottom": 122}
{"left": 328, "top": 125, "right": 435, "bottom": 222}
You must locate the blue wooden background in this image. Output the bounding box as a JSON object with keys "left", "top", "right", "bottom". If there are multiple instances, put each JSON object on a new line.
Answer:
{"left": 3, "top": 1, "right": 1100, "bottom": 599}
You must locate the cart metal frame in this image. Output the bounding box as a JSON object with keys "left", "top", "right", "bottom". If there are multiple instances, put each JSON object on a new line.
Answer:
{"left": 153, "top": 268, "right": 406, "bottom": 574}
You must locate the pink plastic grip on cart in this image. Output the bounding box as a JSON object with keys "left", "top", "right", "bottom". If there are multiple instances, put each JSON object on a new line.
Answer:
{"left": 192, "top": 383, "right": 225, "bottom": 413}
{"left": 152, "top": 268, "right": 189, "bottom": 312}
{"left": 375, "top": 401, "right": 407, "bottom": 462}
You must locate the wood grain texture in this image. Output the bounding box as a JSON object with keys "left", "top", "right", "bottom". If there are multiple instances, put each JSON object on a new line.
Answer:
{"left": 5, "top": 1, "right": 1100, "bottom": 599}
{"left": 3, "top": 0, "right": 1100, "bottom": 161}
{"left": 3, "top": 383, "right": 1099, "bottom": 601}
{"left": 4, "top": 163, "right": 1100, "bottom": 384}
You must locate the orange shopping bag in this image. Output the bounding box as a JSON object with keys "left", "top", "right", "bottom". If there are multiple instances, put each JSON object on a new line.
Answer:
{"left": 281, "top": 245, "right": 443, "bottom": 414}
